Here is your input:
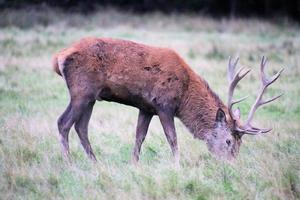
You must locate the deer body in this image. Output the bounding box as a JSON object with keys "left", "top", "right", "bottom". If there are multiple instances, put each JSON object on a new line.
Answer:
{"left": 53, "top": 37, "right": 282, "bottom": 164}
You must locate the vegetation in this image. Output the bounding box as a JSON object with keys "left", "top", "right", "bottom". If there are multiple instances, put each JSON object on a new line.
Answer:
{"left": 1, "top": 0, "right": 299, "bottom": 21}
{"left": 0, "top": 7, "right": 299, "bottom": 200}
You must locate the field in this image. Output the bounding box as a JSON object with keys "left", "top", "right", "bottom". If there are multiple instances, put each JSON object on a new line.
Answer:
{"left": 0, "top": 7, "right": 300, "bottom": 200}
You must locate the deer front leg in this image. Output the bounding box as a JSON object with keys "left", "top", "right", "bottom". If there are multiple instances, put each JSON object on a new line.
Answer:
{"left": 158, "top": 111, "right": 180, "bottom": 167}
{"left": 132, "top": 110, "right": 153, "bottom": 164}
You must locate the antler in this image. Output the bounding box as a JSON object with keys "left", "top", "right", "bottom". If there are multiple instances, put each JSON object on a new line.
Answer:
{"left": 227, "top": 57, "right": 251, "bottom": 120}
{"left": 227, "top": 56, "right": 283, "bottom": 136}
{"left": 241, "top": 56, "right": 284, "bottom": 134}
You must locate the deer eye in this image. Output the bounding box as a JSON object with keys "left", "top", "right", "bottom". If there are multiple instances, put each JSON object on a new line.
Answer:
{"left": 226, "top": 139, "right": 231, "bottom": 146}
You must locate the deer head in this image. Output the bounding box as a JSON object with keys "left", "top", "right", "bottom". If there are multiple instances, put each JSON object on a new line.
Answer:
{"left": 206, "top": 56, "right": 283, "bottom": 160}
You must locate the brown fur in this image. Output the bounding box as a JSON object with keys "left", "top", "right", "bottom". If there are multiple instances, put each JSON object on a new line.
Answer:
{"left": 54, "top": 37, "right": 237, "bottom": 163}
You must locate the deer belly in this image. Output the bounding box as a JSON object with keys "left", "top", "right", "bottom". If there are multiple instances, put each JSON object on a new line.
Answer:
{"left": 97, "top": 85, "right": 156, "bottom": 113}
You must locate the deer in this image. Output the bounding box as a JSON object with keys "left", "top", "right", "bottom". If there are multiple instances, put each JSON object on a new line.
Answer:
{"left": 53, "top": 37, "right": 283, "bottom": 165}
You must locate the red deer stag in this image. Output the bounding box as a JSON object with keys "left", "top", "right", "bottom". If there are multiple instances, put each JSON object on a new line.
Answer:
{"left": 53, "top": 37, "right": 283, "bottom": 165}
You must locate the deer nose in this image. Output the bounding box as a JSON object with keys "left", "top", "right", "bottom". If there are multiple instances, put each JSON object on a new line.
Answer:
{"left": 226, "top": 139, "right": 231, "bottom": 146}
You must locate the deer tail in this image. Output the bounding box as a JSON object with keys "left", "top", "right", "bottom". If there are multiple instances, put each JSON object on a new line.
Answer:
{"left": 52, "top": 54, "right": 62, "bottom": 76}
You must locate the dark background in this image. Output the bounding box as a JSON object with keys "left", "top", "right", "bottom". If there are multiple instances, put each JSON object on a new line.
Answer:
{"left": 0, "top": 0, "right": 299, "bottom": 21}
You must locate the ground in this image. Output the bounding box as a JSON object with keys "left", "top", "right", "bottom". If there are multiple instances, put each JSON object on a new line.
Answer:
{"left": 0, "top": 7, "right": 299, "bottom": 200}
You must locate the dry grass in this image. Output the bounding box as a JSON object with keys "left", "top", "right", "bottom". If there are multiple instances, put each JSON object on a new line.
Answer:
{"left": 0, "top": 7, "right": 299, "bottom": 200}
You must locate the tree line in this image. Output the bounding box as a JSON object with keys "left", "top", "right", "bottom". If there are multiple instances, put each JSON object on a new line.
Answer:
{"left": 1, "top": 0, "right": 299, "bottom": 21}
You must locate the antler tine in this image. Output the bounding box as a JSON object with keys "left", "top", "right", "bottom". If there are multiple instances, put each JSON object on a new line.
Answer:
{"left": 227, "top": 56, "right": 239, "bottom": 82}
{"left": 260, "top": 56, "right": 268, "bottom": 84}
{"left": 228, "top": 68, "right": 247, "bottom": 107}
{"left": 243, "top": 57, "right": 283, "bottom": 133}
{"left": 266, "top": 68, "right": 284, "bottom": 86}
{"left": 236, "top": 124, "right": 272, "bottom": 137}
{"left": 241, "top": 128, "right": 272, "bottom": 136}
{"left": 261, "top": 57, "right": 284, "bottom": 86}
{"left": 251, "top": 126, "right": 272, "bottom": 133}
{"left": 231, "top": 95, "right": 249, "bottom": 105}
{"left": 259, "top": 93, "right": 283, "bottom": 106}
{"left": 246, "top": 125, "right": 272, "bottom": 135}
{"left": 228, "top": 95, "right": 249, "bottom": 114}
{"left": 227, "top": 57, "right": 251, "bottom": 119}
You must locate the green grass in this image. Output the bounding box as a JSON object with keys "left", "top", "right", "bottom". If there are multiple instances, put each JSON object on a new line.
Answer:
{"left": 0, "top": 7, "right": 300, "bottom": 200}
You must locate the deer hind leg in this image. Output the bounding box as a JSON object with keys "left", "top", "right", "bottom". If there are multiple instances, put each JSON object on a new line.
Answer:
{"left": 158, "top": 111, "right": 180, "bottom": 167}
{"left": 132, "top": 110, "right": 153, "bottom": 164}
{"left": 57, "top": 96, "right": 93, "bottom": 161}
{"left": 74, "top": 100, "right": 97, "bottom": 161}
{"left": 57, "top": 102, "right": 72, "bottom": 161}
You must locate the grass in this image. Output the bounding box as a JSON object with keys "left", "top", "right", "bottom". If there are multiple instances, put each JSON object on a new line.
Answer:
{"left": 0, "top": 7, "right": 300, "bottom": 200}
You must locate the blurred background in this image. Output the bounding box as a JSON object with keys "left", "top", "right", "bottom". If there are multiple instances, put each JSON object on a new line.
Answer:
{"left": 0, "top": 1, "right": 299, "bottom": 200}
{"left": 0, "top": 0, "right": 299, "bottom": 21}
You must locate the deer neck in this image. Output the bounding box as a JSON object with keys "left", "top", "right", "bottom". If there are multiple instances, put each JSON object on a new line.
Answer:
{"left": 177, "top": 76, "right": 227, "bottom": 140}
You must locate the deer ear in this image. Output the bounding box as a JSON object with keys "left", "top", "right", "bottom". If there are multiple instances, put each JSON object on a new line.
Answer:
{"left": 215, "top": 108, "right": 226, "bottom": 124}
{"left": 233, "top": 108, "right": 241, "bottom": 120}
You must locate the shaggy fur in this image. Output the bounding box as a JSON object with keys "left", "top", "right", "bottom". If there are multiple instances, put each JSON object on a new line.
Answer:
{"left": 53, "top": 37, "right": 239, "bottom": 163}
